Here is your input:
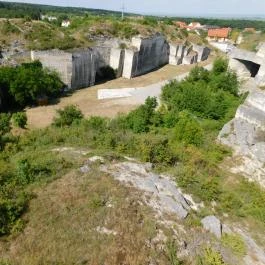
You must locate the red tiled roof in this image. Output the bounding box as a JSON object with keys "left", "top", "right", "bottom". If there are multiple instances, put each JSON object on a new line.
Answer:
{"left": 208, "top": 28, "right": 230, "bottom": 38}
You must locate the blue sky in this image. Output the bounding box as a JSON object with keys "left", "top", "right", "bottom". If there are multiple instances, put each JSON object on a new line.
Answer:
{"left": 3, "top": 0, "right": 265, "bottom": 17}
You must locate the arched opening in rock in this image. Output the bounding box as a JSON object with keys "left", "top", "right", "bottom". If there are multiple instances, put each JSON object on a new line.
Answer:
{"left": 236, "top": 59, "right": 261, "bottom": 77}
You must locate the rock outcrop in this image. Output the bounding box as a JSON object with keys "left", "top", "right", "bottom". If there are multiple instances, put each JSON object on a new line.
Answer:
{"left": 201, "top": 216, "right": 222, "bottom": 238}
{"left": 100, "top": 161, "right": 200, "bottom": 219}
{"left": 169, "top": 43, "right": 210, "bottom": 66}
{"left": 229, "top": 44, "right": 265, "bottom": 87}
{"left": 219, "top": 88, "right": 265, "bottom": 187}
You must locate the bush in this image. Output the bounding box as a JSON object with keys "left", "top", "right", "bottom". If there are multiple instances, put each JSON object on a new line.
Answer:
{"left": 174, "top": 111, "right": 204, "bottom": 146}
{"left": 125, "top": 97, "right": 158, "bottom": 133}
{"left": 12, "top": 112, "right": 27, "bottom": 128}
{"left": 53, "top": 105, "right": 84, "bottom": 127}
{"left": 221, "top": 233, "right": 246, "bottom": 257}
{"left": 161, "top": 62, "right": 240, "bottom": 120}
{"left": 0, "top": 113, "right": 11, "bottom": 135}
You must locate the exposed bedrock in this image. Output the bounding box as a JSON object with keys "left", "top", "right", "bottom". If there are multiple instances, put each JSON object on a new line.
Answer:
{"left": 169, "top": 43, "right": 210, "bottom": 66}
{"left": 31, "top": 49, "right": 96, "bottom": 90}
{"left": 229, "top": 44, "right": 265, "bottom": 87}
{"left": 31, "top": 34, "right": 211, "bottom": 89}
{"left": 219, "top": 89, "right": 265, "bottom": 187}
{"left": 122, "top": 34, "right": 170, "bottom": 79}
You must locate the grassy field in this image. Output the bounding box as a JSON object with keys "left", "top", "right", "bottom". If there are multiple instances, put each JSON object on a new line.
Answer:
{"left": 0, "top": 160, "right": 171, "bottom": 265}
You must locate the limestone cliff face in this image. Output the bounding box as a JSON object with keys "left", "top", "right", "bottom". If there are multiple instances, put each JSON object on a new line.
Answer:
{"left": 219, "top": 86, "right": 265, "bottom": 187}
{"left": 122, "top": 34, "right": 170, "bottom": 79}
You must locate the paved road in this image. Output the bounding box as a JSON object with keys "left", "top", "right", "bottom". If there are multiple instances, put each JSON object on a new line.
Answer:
{"left": 100, "top": 64, "right": 213, "bottom": 105}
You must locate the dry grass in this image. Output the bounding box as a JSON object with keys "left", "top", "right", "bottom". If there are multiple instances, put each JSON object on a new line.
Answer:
{"left": 0, "top": 164, "right": 169, "bottom": 265}
{"left": 238, "top": 32, "right": 265, "bottom": 52}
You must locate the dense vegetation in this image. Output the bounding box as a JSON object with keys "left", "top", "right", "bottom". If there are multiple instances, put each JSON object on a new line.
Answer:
{"left": 0, "top": 1, "right": 132, "bottom": 19}
{"left": 1, "top": 1, "right": 265, "bottom": 32}
{"left": 0, "top": 58, "right": 265, "bottom": 263}
{"left": 0, "top": 61, "right": 62, "bottom": 111}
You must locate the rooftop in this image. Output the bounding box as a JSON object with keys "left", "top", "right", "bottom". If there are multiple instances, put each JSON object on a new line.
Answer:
{"left": 208, "top": 28, "right": 230, "bottom": 38}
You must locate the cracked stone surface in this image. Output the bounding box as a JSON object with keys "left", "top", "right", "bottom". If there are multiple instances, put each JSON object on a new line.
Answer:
{"left": 100, "top": 161, "right": 200, "bottom": 219}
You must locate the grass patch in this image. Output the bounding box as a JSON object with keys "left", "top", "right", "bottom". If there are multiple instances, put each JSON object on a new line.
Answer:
{"left": 221, "top": 233, "right": 246, "bottom": 257}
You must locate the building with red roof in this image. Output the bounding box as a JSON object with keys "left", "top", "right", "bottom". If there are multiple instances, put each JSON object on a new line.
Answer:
{"left": 208, "top": 28, "right": 231, "bottom": 42}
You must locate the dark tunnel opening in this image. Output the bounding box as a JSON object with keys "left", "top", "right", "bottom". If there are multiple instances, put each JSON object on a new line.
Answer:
{"left": 237, "top": 59, "right": 261, "bottom": 77}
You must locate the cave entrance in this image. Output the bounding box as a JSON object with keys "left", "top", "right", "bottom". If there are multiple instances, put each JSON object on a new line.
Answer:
{"left": 237, "top": 59, "right": 261, "bottom": 77}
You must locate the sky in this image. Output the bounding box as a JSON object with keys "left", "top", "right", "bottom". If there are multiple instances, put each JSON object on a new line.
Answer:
{"left": 3, "top": 0, "right": 265, "bottom": 17}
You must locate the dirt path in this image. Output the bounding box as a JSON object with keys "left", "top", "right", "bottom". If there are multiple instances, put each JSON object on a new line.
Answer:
{"left": 26, "top": 58, "right": 213, "bottom": 129}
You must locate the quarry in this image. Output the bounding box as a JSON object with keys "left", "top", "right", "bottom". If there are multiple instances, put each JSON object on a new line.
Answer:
{"left": 30, "top": 34, "right": 211, "bottom": 90}
{"left": 217, "top": 44, "right": 265, "bottom": 188}
{"left": 229, "top": 43, "right": 265, "bottom": 87}
{"left": 1, "top": 4, "right": 265, "bottom": 264}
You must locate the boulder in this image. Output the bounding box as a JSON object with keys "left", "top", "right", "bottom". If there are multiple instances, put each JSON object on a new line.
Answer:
{"left": 201, "top": 215, "right": 222, "bottom": 238}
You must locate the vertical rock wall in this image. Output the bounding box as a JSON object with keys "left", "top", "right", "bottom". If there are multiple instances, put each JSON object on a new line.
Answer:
{"left": 122, "top": 35, "right": 169, "bottom": 79}
{"left": 71, "top": 49, "right": 96, "bottom": 89}
{"left": 31, "top": 50, "right": 73, "bottom": 88}
{"left": 110, "top": 48, "right": 125, "bottom": 78}
{"left": 31, "top": 49, "right": 97, "bottom": 90}
{"left": 169, "top": 44, "right": 210, "bottom": 66}
{"left": 192, "top": 44, "right": 211, "bottom": 62}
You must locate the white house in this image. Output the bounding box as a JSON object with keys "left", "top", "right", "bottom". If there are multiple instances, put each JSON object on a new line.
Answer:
{"left": 61, "top": 20, "right": 71, "bottom": 28}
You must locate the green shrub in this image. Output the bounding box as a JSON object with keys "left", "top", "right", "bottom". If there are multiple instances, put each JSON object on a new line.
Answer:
{"left": 0, "top": 113, "right": 11, "bottom": 135}
{"left": 125, "top": 97, "right": 158, "bottom": 133}
{"left": 85, "top": 116, "right": 107, "bottom": 131}
{"left": 12, "top": 112, "right": 27, "bottom": 128}
{"left": 53, "top": 105, "right": 84, "bottom": 127}
{"left": 165, "top": 239, "right": 182, "bottom": 265}
{"left": 221, "top": 233, "right": 246, "bottom": 257}
{"left": 197, "top": 248, "right": 227, "bottom": 265}
{"left": 0, "top": 192, "right": 30, "bottom": 236}
{"left": 161, "top": 64, "right": 240, "bottom": 120}
{"left": 174, "top": 111, "right": 204, "bottom": 146}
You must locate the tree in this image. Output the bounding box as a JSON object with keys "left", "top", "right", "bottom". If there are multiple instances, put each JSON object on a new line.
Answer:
{"left": 9, "top": 61, "right": 63, "bottom": 107}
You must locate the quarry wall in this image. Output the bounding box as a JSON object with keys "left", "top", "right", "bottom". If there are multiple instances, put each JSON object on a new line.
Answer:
{"left": 122, "top": 35, "right": 169, "bottom": 79}
{"left": 31, "top": 35, "right": 211, "bottom": 89}
{"left": 31, "top": 49, "right": 97, "bottom": 89}
{"left": 168, "top": 43, "right": 210, "bottom": 67}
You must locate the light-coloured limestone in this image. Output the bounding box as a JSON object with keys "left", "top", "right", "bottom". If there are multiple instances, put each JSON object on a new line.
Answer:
{"left": 219, "top": 84, "right": 265, "bottom": 187}
{"left": 229, "top": 45, "right": 265, "bottom": 87}
{"left": 100, "top": 161, "right": 197, "bottom": 219}
{"left": 98, "top": 88, "right": 136, "bottom": 100}
{"left": 31, "top": 49, "right": 96, "bottom": 90}
{"left": 122, "top": 34, "right": 169, "bottom": 79}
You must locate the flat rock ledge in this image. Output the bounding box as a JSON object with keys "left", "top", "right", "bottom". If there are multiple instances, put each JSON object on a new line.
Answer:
{"left": 100, "top": 161, "right": 200, "bottom": 220}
